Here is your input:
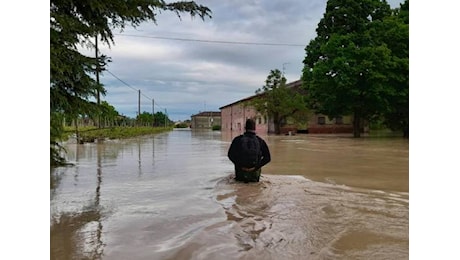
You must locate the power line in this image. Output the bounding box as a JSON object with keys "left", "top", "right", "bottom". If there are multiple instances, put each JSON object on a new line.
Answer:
{"left": 114, "top": 33, "right": 305, "bottom": 47}
{"left": 104, "top": 69, "right": 167, "bottom": 112}
{"left": 105, "top": 70, "right": 138, "bottom": 92}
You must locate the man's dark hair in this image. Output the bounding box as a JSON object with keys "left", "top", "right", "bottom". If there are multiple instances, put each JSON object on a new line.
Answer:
{"left": 245, "top": 119, "right": 256, "bottom": 131}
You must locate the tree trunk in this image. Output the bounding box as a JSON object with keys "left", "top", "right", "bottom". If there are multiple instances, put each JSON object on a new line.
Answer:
{"left": 353, "top": 112, "right": 361, "bottom": 138}
{"left": 274, "top": 122, "right": 281, "bottom": 135}
{"left": 274, "top": 114, "right": 281, "bottom": 135}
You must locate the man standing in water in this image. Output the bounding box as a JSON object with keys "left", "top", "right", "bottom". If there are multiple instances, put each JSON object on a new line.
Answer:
{"left": 228, "top": 119, "right": 271, "bottom": 182}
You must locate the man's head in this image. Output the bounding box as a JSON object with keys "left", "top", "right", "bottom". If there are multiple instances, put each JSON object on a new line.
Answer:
{"left": 245, "top": 119, "right": 256, "bottom": 131}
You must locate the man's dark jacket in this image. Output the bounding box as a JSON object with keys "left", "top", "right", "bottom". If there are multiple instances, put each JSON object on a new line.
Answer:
{"left": 228, "top": 131, "right": 271, "bottom": 172}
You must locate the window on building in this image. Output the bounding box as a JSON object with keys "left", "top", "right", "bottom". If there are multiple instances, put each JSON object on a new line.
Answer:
{"left": 258, "top": 117, "right": 262, "bottom": 124}
{"left": 336, "top": 116, "right": 343, "bottom": 124}
{"left": 318, "top": 116, "right": 326, "bottom": 125}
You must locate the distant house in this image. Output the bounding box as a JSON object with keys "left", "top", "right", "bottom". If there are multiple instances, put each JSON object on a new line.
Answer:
{"left": 219, "top": 79, "right": 366, "bottom": 135}
{"left": 219, "top": 95, "right": 270, "bottom": 134}
{"left": 190, "top": 111, "right": 221, "bottom": 129}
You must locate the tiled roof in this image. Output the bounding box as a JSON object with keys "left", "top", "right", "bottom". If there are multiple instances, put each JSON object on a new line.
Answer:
{"left": 219, "top": 79, "right": 302, "bottom": 109}
{"left": 191, "top": 111, "right": 221, "bottom": 117}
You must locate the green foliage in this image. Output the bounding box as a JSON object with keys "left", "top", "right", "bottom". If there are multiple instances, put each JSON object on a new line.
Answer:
{"left": 153, "top": 111, "right": 172, "bottom": 127}
{"left": 137, "top": 111, "right": 154, "bottom": 126}
{"left": 252, "top": 69, "right": 309, "bottom": 134}
{"left": 50, "top": 0, "right": 212, "bottom": 166}
{"left": 136, "top": 111, "right": 173, "bottom": 127}
{"left": 302, "top": 0, "right": 408, "bottom": 137}
{"left": 99, "top": 101, "right": 120, "bottom": 123}
{"left": 63, "top": 126, "right": 173, "bottom": 143}
{"left": 377, "top": 0, "right": 409, "bottom": 137}
{"left": 175, "top": 123, "right": 190, "bottom": 128}
{"left": 50, "top": 112, "right": 67, "bottom": 167}
{"left": 212, "top": 125, "right": 221, "bottom": 131}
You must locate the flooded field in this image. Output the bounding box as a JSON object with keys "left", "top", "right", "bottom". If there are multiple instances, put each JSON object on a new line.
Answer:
{"left": 50, "top": 129, "right": 408, "bottom": 259}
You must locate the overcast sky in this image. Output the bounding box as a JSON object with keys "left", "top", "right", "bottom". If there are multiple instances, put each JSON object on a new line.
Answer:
{"left": 85, "top": 0, "right": 404, "bottom": 121}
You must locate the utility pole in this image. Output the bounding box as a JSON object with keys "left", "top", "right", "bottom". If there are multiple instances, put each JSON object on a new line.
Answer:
{"left": 95, "top": 35, "right": 101, "bottom": 128}
{"left": 152, "top": 99, "right": 155, "bottom": 127}
{"left": 138, "top": 89, "right": 141, "bottom": 118}
{"left": 164, "top": 108, "right": 167, "bottom": 128}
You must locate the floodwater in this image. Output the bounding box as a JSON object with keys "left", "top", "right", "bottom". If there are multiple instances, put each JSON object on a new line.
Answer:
{"left": 50, "top": 129, "right": 408, "bottom": 260}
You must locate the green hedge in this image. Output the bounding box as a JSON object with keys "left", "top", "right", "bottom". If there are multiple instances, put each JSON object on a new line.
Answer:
{"left": 63, "top": 126, "right": 173, "bottom": 143}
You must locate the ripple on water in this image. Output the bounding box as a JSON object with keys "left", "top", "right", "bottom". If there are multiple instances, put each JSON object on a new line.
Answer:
{"left": 162, "top": 174, "right": 408, "bottom": 260}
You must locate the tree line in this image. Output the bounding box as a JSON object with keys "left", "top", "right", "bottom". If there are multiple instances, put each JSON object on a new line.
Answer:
{"left": 64, "top": 109, "right": 172, "bottom": 128}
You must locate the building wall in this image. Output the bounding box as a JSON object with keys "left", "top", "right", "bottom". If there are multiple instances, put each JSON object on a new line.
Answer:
{"left": 307, "top": 114, "right": 356, "bottom": 134}
{"left": 220, "top": 103, "right": 270, "bottom": 135}
{"left": 191, "top": 112, "right": 221, "bottom": 129}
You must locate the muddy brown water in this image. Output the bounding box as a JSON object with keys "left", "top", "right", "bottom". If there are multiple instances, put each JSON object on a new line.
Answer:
{"left": 50, "top": 129, "right": 408, "bottom": 260}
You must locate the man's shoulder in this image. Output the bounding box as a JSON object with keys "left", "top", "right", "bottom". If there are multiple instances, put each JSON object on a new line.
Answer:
{"left": 232, "top": 134, "right": 245, "bottom": 142}
{"left": 255, "top": 136, "right": 268, "bottom": 145}
{"left": 255, "top": 135, "right": 265, "bottom": 141}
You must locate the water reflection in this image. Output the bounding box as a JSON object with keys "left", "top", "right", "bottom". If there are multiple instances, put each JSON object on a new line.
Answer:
{"left": 50, "top": 142, "right": 105, "bottom": 260}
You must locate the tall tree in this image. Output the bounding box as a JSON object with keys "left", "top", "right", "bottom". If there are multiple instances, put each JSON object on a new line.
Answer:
{"left": 252, "top": 69, "right": 309, "bottom": 135}
{"left": 376, "top": 0, "right": 409, "bottom": 137}
{"left": 50, "top": 0, "right": 212, "bottom": 166}
{"left": 302, "top": 0, "right": 406, "bottom": 137}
